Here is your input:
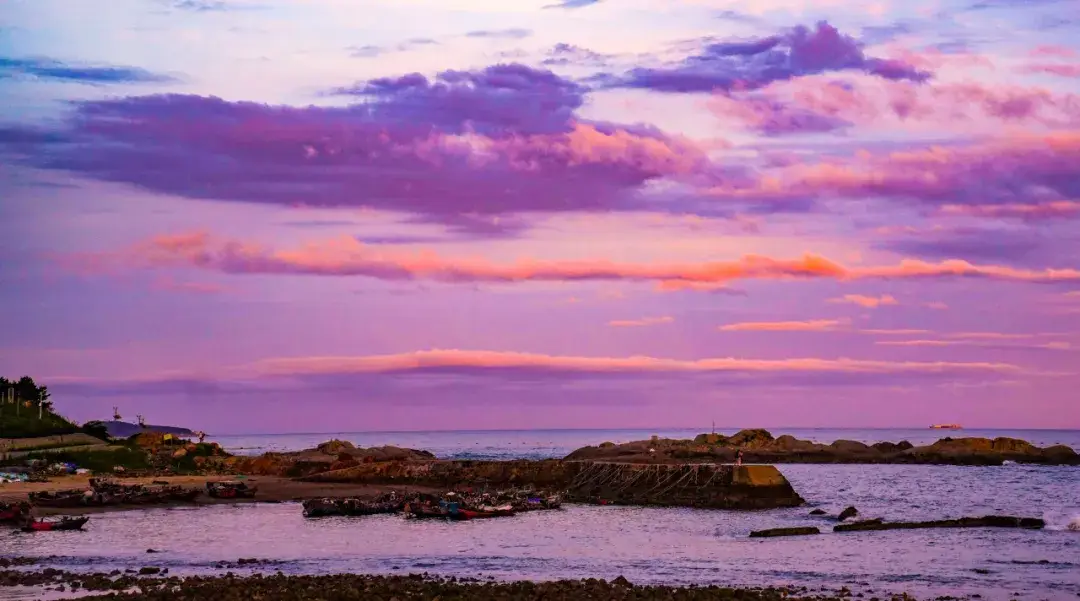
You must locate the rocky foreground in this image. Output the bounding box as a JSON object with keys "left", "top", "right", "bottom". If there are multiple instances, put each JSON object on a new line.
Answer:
{"left": 565, "top": 429, "right": 1080, "bottom": 466}
{"left": 0, "top": 568, "right": 932, "bottom": 601}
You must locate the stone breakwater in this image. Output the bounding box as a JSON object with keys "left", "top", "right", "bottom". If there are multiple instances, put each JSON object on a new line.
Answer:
{"left": 565, "top": 429, "right": 1080, "bottom": 466}
{"left": 301, "top": 460, "right": 805, "bottom": 510}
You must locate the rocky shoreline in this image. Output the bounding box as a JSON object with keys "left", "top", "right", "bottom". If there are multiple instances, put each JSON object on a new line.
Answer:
{"left": 0, "top": 564, "right": 947, "bottom": 600}
{"left": 565, "top": 429, "right": 1080, "bottom": 466}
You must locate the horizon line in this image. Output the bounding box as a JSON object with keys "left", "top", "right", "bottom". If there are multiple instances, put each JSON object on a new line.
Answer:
{"left": 204, "top": 426, "right": 1080, "bottom": 437}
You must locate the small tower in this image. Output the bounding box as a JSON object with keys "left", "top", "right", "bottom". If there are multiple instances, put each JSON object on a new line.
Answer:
{"left": 137, "top": 414, "right": 146, "bottom": 429}
{"left": 113, "top": 406, "right": 122, "bottom": 421}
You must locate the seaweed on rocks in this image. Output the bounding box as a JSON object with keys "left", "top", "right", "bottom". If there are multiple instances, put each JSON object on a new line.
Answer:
{"left": 1, "top": 569, "right": 940, "bottom": 601}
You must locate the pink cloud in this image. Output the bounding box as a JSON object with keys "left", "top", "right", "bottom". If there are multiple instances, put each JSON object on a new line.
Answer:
{"left": 710, "top": 75, "right": 1080, "bottom": 134}
{"left": 924, "top": 301, "right": 949, "bottom": 310}
{"left": 718, "top": 318, "right": 849, "bottom": 332}
{"left": 702, "top": 129, "right": 1080, "bottom": 216}
{"left": 938, "top": 200, "right": 1080, "bottom": 220}
{"left": 1018, "top": 63, "right": 1080, "bottom": 78}
{"left": 608, "top": 316, "right": 674, "bottom": 327}
{"left": 883, "top": 46, "right": 995, "bottom": 72}
{"left": 876, "top": 339, "right": 1072, "bottom": 351}
{"left": 71, "top": 230, "right": 1080, "bottom": 287}
{"left": 828, "top": 293, "right": 899, "bottom": 308}
{"left": 151, "top": 276, "right": 228, "bottom": 295}
{"left": 1029, "top": 46, "right": 1078, "bottom": 59}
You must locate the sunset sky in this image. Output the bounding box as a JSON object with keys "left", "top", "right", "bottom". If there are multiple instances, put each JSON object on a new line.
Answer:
{"left": 2, "top": 0, "right": 1079, "bottom": 433}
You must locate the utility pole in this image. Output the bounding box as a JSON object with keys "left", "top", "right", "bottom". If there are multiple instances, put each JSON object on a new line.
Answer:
{"left": 113, "top": 406, "right": 122, "bottom": 421}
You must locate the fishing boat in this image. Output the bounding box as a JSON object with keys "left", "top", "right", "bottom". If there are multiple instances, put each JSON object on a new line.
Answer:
{"left": 206, "top": 480, "right": 258, "bottom": 499}
{"left": 21, "top": 516, "right": 90, "bottom": 532}
{"left": 930, "top": 424, "right": 963, "bottom": 430}
{"left": 0, "top": 501, "right": 32, "bottom": 525}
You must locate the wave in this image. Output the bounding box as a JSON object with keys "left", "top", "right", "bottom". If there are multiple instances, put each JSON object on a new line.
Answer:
{"left": 1067, "top": 516, "right": 1080, "bottom": 532}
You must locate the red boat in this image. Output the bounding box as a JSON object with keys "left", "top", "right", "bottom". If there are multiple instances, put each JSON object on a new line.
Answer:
{"left": 21, "top": 516, "right": 90, "bottom": 532}
{"left": 206, "top": 480, "right": 257, "bottom": 499}
{"left": 0, "top": 502, "right": 32, "bottom": 525}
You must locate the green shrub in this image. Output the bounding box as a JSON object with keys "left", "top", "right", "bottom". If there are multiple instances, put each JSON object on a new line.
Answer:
{"left": 2, "top": 448, "right": 152, "bottom": 473}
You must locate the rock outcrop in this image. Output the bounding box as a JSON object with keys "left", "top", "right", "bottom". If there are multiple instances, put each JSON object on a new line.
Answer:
{"left": 300, "top": 460, "right": 805, "bottom": 510}
{"left": 566, "top": 430, "right": 1079, "bottom": 466}
{"left": 195, "top": 440, "right": 435, "bottom": 477}
{"left": 834, "top": 516, "right": 1045, "bottom": 532}
{"left": 750, "top": 527, "right": 820, "bottom": 538}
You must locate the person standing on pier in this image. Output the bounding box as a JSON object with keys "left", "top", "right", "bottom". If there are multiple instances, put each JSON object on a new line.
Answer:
{"left": 735, "top": 449, "right": 744, "bottom": 466}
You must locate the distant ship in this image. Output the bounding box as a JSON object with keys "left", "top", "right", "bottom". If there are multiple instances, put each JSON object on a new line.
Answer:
{"left": 929, "top": 424, "right": 963, "bottom": 430}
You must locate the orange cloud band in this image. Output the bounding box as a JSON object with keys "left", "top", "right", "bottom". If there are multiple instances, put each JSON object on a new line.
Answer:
{"left": 74, "top": 230, "right": 1080, "bottom": 287}
{"left": 244, "top": 349, "right": 1020, "bottom": 377}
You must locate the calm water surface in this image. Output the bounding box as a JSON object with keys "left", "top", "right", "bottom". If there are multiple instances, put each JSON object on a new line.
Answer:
{"left": 3, "top": 463, "right": 1078, "bottom": 601}
{"left": 208, "top": 428, "right": 1080, "bottom": 459}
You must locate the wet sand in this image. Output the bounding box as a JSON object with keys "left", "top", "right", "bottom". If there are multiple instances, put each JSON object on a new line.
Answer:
{"left": 0, "top": 475, "right": 437, "bottom": 516}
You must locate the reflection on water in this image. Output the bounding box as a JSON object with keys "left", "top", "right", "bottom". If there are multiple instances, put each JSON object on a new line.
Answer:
{"left": 3, "top": 464, "right": 1079, "bottom": 601}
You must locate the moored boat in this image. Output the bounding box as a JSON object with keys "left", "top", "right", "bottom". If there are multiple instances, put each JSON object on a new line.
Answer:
{"left": 21, "top": 516, "right": 90, "bottom": 532}
{"left": 0, "top": 501, "right": 32, "bottom": 525}
{"left": 206, "top": 480, "right": 258, "bottom": 499}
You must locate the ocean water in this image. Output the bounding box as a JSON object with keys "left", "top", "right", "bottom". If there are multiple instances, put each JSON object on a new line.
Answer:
{"left": 3, "top": 429, "right": 1079, "bottom": 601}
{"left": 209, "top": 427, "right": 1080, "bottom": 459}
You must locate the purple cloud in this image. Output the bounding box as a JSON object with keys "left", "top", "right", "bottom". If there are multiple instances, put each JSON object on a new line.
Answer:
{"left": 598, "top": 22, "right": 929, "bottom": 93}
{"left": 0, "top": 64, "right": 709, "bottom": 235}
{"left": 330, "top": 63, "right": 586, "bottom": 137}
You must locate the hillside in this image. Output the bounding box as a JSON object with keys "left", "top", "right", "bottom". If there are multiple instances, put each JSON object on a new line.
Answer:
{"left": 101, "top": 420, "right": 195, "bottom": 438}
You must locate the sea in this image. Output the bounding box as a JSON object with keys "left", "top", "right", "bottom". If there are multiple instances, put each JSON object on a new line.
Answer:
{"left": 2, "top": 428, "right": 1079, "bottom": 601}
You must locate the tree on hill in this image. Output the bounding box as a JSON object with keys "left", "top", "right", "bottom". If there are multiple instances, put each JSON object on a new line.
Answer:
{"left": 0, "top": 375, "right": 77, "bottom": 438}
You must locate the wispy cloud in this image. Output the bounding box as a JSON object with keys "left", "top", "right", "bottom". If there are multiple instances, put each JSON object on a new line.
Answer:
{"left": 828, "top": 294, "right": 899, "bottom": 308}
{"left": 719, "top": 319, "right": 849, "bottom": 332}
{"left": 608, "top": 316, "right": 674, "bottom": 327}
{"left": 0, "top": 57, "right": 176, "bottom": 84}
{"left": 544, "top": 0, "right": 601, "bottom": 8}
{"left": 465, "top": 28, "right": 532, "bottom": 39}
{"left": 349, "top": 38, "right": 439, "bottom": 58}
{"left": 876, "top": 339, "right": 1072, "bottom": 351}
{"left": 860, "top": 329, "right": 933, "bottom": 335}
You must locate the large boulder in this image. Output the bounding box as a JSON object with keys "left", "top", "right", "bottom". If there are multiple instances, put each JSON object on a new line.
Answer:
{"left": 772, "top": 435, "right": 824, "bottom": 453}
{"left": 316, "top": 440, "right": 356, "bottom": 455}
{"left": 990, "top": 437, "right": 1037, "bottom": 454}
{"left": 829, "top": 440, "right": 872, "bottom": 454}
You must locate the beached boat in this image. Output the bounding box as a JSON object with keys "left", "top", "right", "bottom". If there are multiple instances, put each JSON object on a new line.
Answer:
{"left": 21, "top": 516, "right": 90, "bottom": 532}
{"left": 0, "top": 501, "right": 32, "bottom": 525}
{"left": 302, "top": 497, "right": 401, "bottom": 518}
{"left": 206, "top": 480, "right": 258, "bottom": 499}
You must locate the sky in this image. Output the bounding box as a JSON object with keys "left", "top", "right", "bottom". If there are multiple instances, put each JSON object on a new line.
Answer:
{"left": 2, "top": 0, "right": 1079, "bottom": 434}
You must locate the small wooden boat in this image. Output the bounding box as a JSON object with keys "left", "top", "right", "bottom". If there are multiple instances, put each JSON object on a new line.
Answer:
{"left": 0, "top": 501, "right": 32, "bottom": 525}
{"left": 21, "top": 516, "right": 89, "bottom": 532}
{"left": 206, "top": 481, "right": 258, "bottom": 499}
